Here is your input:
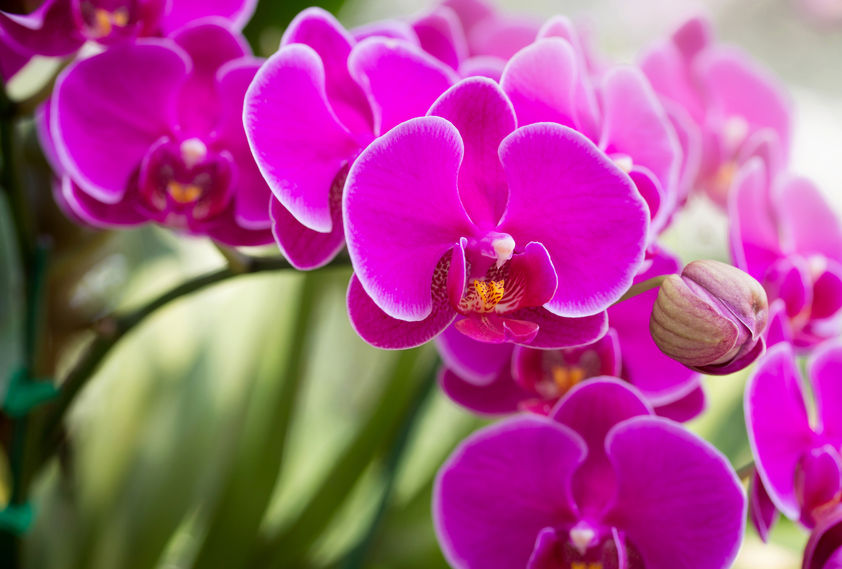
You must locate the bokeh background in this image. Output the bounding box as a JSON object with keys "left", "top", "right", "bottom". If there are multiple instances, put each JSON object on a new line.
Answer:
{"left": 3, "top": 0, "right": 841, "bottom": 567}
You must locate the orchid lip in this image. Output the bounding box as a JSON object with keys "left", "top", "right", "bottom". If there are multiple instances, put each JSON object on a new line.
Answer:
{"left": 138, "top": 137, "right": 235, "bottom": 223}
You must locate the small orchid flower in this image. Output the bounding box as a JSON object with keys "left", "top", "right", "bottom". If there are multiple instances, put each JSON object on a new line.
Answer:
{"left": 500, "top": 28, "right": 682, "bottom": 239}
{"left": 746, "top": 342, "right": 842, "bottom": 528}
{"left": 244, "top": 7, "right": 458, "bottom": 269}
{"left": 435, "top": 378, "right": 745, "bottom": 569}
{"left": 640, "top": 16, "right": 792, "bottom": 207}
{"left": 344, "top": 77, "right": 648, "bottom": 349}
{"left": 437, "top": 248, "right": 704, "bottom": 420}
{"left": 49, "top": 22, "right": 272, "bottom": 245}
{"left": 730, "top": 157, "right": 842, "bottom": 349}
{"left": 0, "top": 0, "right": 256, "bottom": 58}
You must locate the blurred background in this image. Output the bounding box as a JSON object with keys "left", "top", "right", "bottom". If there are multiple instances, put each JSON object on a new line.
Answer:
{"left": 3, "top": 0, "right": 842, "bottom": 568}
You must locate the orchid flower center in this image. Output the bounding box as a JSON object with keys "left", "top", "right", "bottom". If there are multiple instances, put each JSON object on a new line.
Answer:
{"left": 139, "top": 138, "right": 235, "bottom": 224}
{"left": 538, "top": 365, "right": 586, "bottom": 399}
{"left": 76, "top": 0, "right": 135, "bottom": 39}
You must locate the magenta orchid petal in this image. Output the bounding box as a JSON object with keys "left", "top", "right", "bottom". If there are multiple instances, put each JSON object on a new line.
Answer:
{"left": 428, "top": 77, "right": 516, "bottom": 229}
{"left": 60, "top": 176, "right": 148, "bottom": 227}
{"left": 699, "top": 47, "right": 792, "bottom": 159}
{"left": 52, "top": 40, "right": 188, "bottom": 203}
{"left": 243, "top": 43, "right": 361, "bottom": 233}
{"left": 270, "top": 197, "right": 344, "bottom": 271}
{"left": 0, "top": 31, "right": 29, "bottom": 80}
{"left": 510, "top": 308, "right": 609, "bottom": 349}
{"left": 439, "top": 366, "right": 526, "bottom": 416}
{"left": 728, "top": 158, "right": 781, "bottom": 278}
{"left": 467, "top": 16, "right": 539, "bottom": 60}
{"left": 749, "top": 471, "right": 779, "bottom": 542}
{"left": 606, "top": 416, "right": 745, "bottom": 569}
{"left": 458, "top": 55, "right": 504, "bottom": 80}
{"left": 347, "top": 275, "right": 457, "bottom": 350}
{"left": 170, "top": 21, "right": 250, "bottom": 136}
{"left": 348, "top": 37, "right": 457, "bottom": 135}
{"left": 454, "top": 314, "right": 539, "bottom": 344}
{"left": 765, "top": 257, "right": 812, "bottom": 319}
{"left": 804, "top": 508, "right": 842, "bottom": 569}
{"left": 344, "top": 116, "right": 476, "bottom": 321}
{"left": 435, "top": 324, "right": 514, "bottom": 385}
{"left": 160, "top": 0, "right": 257, "bottom": 34}
{"left": 746, "top": 343, "right": 817, "bottom": 518}
{"left": 536, "top": 15, "right": 581, "bottom": 49}
{"left": 638, "top": 39, "right": 705, "bottom": 126}
{"left": 796, "top": 446, "right": 842, "bottom": 527}
{"left": 599, "top": 66, "right": 680, "bottom": 199}
{"left": 808, "top": 341, "right": 842, "bottom": 439}
{"left": 811, "top": 263, "right": 842, "bottom": 320}
{"left": 352, "top": 19, "right": 418, "bottom": 44}
{"left": 765, "top": 298, "right": 794, "bottom": 347}
{"left": 281, "top": 7, "right": 372, "bottom": 135}
{"left": 497, "top": 122, "right": 648, "bottom": 317}
{"left": 213, "top": 57, "right": 272, "bottom": 229}
{"left": 551, "top": 379, "right": 652, "bottom": 517}
{"left": 778, "top": 176, "right": 842, "bottom": 264}
{"left": 441, "top": 0, "right": 494, "bottom": 35}
{"left": 627, "top": 167, "right": 664, "bottom": 238}
{"left": 412, "top": 7, "right": 469, "bottom": 70}
{"left": 500, "top": 39, "right": 591, "bottom": 134}
{"left": 0, "top": 0, "right": 85, "bottom": 57}
{"left": 653, "top": 384, "right": 706, "bottom": 423}
{"left": 664, "top": 102, "right": 702, "bottom": 203}
{"left": 434, "top": 416, "right": 586, "bottom": 569}
{"left": 200, "top": 211, "right": 273, "bottom": 247}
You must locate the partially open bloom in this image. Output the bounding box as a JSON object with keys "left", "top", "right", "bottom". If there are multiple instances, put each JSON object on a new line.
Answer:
{"left": 244, "top": 7, "right": 457, "bottom": 268}
{"left": 746, "top": 342, "right": 842, "bottom": 527}
{"left": 0, "top": 0, "right": 256, "bottom": 60}
{"left": 48, "top": 22, "right": 272, "bottom": 245}
{"left": 650, "top": 259, "right": 768, "bottom": 374}
{"left": 438, "top": 249, "right": 704, "bottom": 420}
{"left": 435, "top": 379, "right": 745, "bottom": 569}
{"left": 730, "top": 157, "right": 842, "bottom": 349}
{"left": 640, "top": 16, "right": 792, "bottom": 206}
{"left": 344, "top": 77, "right": 648, "bottom": 349}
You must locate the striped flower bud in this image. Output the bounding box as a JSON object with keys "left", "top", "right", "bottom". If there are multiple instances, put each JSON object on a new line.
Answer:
{"left": 650, "top": 260, "right": 769, "bottom": 375}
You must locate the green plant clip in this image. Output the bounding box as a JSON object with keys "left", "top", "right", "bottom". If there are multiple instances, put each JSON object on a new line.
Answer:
{"left": 0, "top": 502, "right": 33, "bottom": 535}
{"left": 3, "top": 368, "right": 58, "bottom": 418}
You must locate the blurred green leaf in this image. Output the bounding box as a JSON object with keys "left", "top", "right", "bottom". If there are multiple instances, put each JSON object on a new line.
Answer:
{"left": 254, "top": 346, "right": 435, "bottom": 569}
{"left": 189, "top": 272, "right": 323, "bottom": 569}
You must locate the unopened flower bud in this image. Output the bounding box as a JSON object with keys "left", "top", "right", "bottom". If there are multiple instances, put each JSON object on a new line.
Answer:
{"left": 650, "top": 260, "right": 769, "bottom": 375}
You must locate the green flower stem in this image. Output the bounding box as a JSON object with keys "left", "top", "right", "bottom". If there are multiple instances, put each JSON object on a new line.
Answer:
{"left": 612, "top": 275, "right": 667, "bottom": 305}
{"left": 40, "top": 253, "right": 351, "bottom": 455}
{"left": 736, "top": 461, "right": 755, "bottom": 480}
